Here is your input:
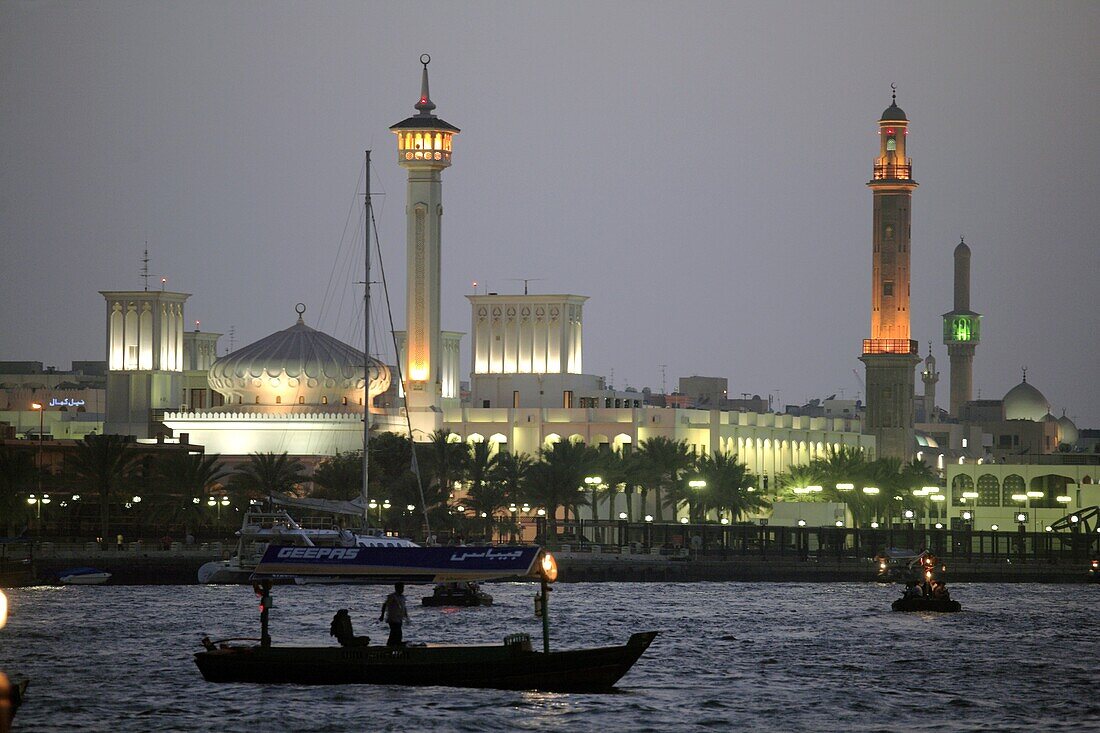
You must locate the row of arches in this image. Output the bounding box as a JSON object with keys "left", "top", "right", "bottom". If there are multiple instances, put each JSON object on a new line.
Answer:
{"left": 950, "top": 473, "right": 1090, "bottom": 508}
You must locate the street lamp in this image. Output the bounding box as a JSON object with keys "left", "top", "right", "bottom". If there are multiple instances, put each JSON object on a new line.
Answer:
{"left": 27, "top": 493, "right": 50, "bottom": 520}
{"left": 31, "top": 402, "right": 44, "bottom": 506}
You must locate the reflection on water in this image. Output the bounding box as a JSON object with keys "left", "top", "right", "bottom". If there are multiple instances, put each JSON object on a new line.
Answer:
{"left": 1, "top": 582, "right": 1096, "bottom": 732}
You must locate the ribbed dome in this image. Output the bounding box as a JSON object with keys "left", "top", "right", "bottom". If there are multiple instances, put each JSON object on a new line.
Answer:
{"left": 1057, "top": 412, "right": 1079, "bottom": 445}
{"left": 208, "top": 312, "right": 390, "bottom": 407}
{"left": 1003, "top": 380, "right": 1048, "bottom": 421}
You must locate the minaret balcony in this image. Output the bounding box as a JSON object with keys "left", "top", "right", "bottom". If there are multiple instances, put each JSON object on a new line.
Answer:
{"left": 872, "top": 163, "right": 912, "bottom": 181}
{"left": 400, "top": 149, "right": 452, "bottom": 165}
{"left": 863, "top": 338, "right": 918, "bottom": 355}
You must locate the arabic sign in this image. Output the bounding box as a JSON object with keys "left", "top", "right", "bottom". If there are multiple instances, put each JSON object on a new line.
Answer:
{"left": 254, "top": 545, "right": 542, "bottom": 584}
{"left": 49, "top": 398, "right": 86, "bottom": 407}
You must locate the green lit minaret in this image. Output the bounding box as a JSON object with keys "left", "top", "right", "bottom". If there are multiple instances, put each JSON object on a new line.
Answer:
{"left": 943, "top": 238, "right": 981, "bottom": 416}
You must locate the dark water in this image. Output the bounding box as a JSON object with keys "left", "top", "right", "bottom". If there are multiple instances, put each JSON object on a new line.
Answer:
{"left": 1, "top": 582, "right": 1097, "bottom": 732}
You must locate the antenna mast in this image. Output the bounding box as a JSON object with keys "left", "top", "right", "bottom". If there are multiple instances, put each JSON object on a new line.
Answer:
{"left": 141, "top": 246, "right": 150, "bottom": 291}
{"left": 363, "top": 150, "right": 372, "bottom": 528}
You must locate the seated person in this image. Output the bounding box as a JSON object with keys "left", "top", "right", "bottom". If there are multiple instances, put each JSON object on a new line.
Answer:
{"left": 930, "top": 582, "right": 950, "bottom": 601}
{"left": 903, "top": 581, "right": 922, "bottom": 599}
{"left": 330, "top": 609, "right": 370, "bottom": 647}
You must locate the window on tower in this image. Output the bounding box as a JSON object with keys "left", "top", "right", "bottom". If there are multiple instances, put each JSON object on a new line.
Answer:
{"left": 883, "top": 281, "right": 894, "bottom": 297}
{"left": 886, "top": 137, "right": 897, "bottom": 151}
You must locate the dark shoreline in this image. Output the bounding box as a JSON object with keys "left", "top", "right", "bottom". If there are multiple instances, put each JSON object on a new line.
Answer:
{"left": 7, "top": 554, "right": 1092, "bottom": 586}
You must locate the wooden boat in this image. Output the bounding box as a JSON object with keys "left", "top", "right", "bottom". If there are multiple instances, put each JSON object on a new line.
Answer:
{"left": 891, "top": 596, "right": 961, "bottom": 612}
{"left": 195, "top": 631, "right": 655, "bottom": 692}
{"left": 194, "top": 546, "right": 657, "bottom": 692}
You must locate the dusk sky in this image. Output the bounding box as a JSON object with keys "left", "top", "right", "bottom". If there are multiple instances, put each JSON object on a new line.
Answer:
{"left": 2, "top": 2, "right": 1097, "bottom": 426}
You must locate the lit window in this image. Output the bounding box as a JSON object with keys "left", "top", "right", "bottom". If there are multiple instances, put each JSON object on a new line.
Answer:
{"left": 298, "top": 396, "right": 304, "bottom": 405}
{"left": 414, "top": 133, "right": 423, "bottom": 150}
{"left": 321, "top": 396, "right": 328, "bottom": 405}
{"left": 434, "top": 133, "right": 442, "bottom": 150}
{"left": 275, "top": 396, "right": 281, "bottom": 404}
{"left": 342, "top": 397, "right": 348, "bottom": 405}
{"left": 886, "top": 137, "right": 896, "bottom": 151}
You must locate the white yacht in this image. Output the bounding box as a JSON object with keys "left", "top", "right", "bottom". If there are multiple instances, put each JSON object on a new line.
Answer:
{"left": 197, "top": 499, "right": 416, "bottom": 584}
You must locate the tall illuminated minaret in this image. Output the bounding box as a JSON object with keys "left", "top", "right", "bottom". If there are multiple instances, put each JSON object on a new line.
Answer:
{"left": 942, "top": 238, "right": 981, "bottom": 416}
{"left": 390, "top": 55, "right": 459, "bottom": 433}
{"left": 859, "top": 87, "right": 921, "bottom": 460}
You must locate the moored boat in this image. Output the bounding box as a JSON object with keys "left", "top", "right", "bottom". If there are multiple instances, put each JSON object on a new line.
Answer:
{"left": 58, "top": 567, "right": 111, "bottom": 585}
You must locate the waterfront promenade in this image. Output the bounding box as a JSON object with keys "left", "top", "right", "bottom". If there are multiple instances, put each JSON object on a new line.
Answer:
{"left": 4, "top": 534, "right": 1093, "bottom": 585}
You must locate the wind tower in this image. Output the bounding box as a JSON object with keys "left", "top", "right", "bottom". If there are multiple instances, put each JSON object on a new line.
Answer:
{"left": 390, "top": 55, "right": 460, "bottom": 436}
{"left": 943, "top": 238, "right": 981, "bottom": 416}
{"left": 859, "top": 86, "right": 921, "bottom": 459}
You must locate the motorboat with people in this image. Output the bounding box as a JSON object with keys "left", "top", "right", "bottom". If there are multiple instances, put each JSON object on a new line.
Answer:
{"left": 1089, "top": 558, "right": 1099, "bottom": 582}
{"left": 58, "top": 567, "right": 111, "bottom": 585}
{"left": 891, "top": 595, "right": 961, "bottom": 613}
{"left": 194, "top": 546, "right": 657, "bottom": 692}
{"left": 197, "top": 502, "right": 417, "bottom": 584}
{"left": 422, "top": 581, "right": 493, "bottom": 607}
{"left": 890, "top": 553, "right": 961, "bottom": 612}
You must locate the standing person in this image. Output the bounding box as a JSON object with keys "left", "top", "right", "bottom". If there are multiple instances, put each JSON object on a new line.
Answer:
{"left": 379, "top": 583, "right": 409, "bottom": 646}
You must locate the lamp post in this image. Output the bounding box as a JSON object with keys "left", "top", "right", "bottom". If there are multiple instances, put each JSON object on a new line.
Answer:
{"left": 31, "top": 402, "right": 43, "bottom": 509}
{"left": 27, "top": 493, "right": 50, "bottom": 521}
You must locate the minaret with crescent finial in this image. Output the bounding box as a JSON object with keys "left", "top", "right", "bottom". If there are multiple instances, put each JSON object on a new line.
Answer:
{"left": 390, "top": 55, "right": 459, "bottom": 434}
{"left": 860, "top": 85, "right": 921, "bottom": 459}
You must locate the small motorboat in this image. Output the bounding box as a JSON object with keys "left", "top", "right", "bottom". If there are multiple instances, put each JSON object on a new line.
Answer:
{"left": 58, "top": 567, "right": 111, "bottom": 585}
{"left": 422, "top": 582, "right": 493, "bottom": 607}
{"left": 891, "top": 596, "right": 961, "bottom": 613}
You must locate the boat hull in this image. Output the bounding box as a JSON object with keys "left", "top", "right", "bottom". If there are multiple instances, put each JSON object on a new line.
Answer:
{"left": 195, "top": 631, "right": 656, "bottom": 692}
{"left": 891, "top": 597, "right": 961, "bottom": 612}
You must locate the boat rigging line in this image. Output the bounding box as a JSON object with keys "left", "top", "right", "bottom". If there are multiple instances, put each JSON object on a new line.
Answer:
{"left": 365, "top": 151, "right": 434, "bottom": 542}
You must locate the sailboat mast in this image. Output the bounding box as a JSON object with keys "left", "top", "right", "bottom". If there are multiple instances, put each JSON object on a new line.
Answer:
{"left": 362, "top": 149, "right": 371, "bottom": 528}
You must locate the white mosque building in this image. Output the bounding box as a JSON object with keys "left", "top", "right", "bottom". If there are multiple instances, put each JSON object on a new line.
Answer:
{"left": 150, "top": 58, "right": 873, "bottom": 517}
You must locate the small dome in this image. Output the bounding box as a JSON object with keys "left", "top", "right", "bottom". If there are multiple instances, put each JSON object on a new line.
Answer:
{"left": 881, "top": 101, "right": 907, "bottom": 121}
{"left": 1003, "top": 379, "right": 1048, "bottom": 421}
{"left": 208, "top": 311, "right": 390, "bottom": 407}
{"left": 1057, "top": 412, "right": 1079, "bottom": 445}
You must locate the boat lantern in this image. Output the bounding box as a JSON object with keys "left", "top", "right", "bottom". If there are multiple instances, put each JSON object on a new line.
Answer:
{"left": 539, "top": 552, "right": 559, "bottom": 583}
{"left": 0, "top": 589, "right": 7, "bottom": 629}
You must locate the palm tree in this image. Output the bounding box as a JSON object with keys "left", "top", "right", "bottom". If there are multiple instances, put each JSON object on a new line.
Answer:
{"left": 488, "top": 450, "right": 532, "bottom": 540}
{"left": 595, "top": 449, "right": 632, "bottom": 522}
{"left": 150, "top": 451, "right": 229, "bottom": 532}
{"left": 636, "top": 436, "right": 694, "bottom": 522}
{"left": 0, "top": 445, "right": 36, "bottom": 536}
{"left": 312, "top": 450, "right": 363, "bottom": 500}
{"left": 231, "top": 452, "right": 309, "bottom": 504}
{"left": 464, "top": 441, "right": 503, "bottom": 539}
{"left": 66, "top": 435, "right": 142, "bottom": 548}
{"left": 697, "top": 450, "right": 767, "bottom": 522}
{"left": 422, "top": 430, "right": 469, "bottom": 505}
{"left": 523, "top": 440, "right": 598, "bottom": 541}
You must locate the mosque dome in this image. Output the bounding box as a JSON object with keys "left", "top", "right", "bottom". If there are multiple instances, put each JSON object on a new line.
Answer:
{"left": 880, "top": 101, "right": 907, "bottom": 121}
{"left": 208, "top": 307, "right": 390, "bottom": 408}
{"left": 1003, "top": 379, "right": 1048, "bottom": 421}
{"left": 1057, "top": 412, "right": 1079, "bottom": 445}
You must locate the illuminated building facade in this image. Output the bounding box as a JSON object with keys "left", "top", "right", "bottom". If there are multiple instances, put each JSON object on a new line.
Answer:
{"left": 859, "top": 90, "right": 921, "bottom": 460}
